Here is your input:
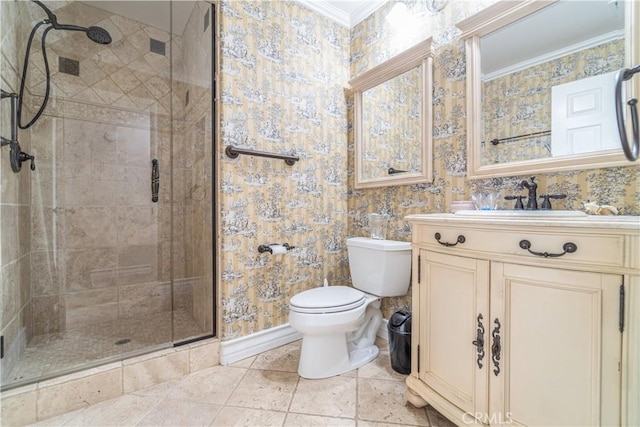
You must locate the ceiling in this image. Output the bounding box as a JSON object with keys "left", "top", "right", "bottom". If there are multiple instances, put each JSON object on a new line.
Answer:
{"left": 83, "top": 0, "right": 386, "bottom": 34}
{"left": 83, "top": 1, "right": 193, "bottom": 34}
{"left": 481, "top": 0, "right": 625, "bottom": 79}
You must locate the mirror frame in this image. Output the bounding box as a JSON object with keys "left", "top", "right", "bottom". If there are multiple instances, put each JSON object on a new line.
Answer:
{"left": 349, "top": 38, "right": 433, "bottom": 188}
{"left": 457, "top": 0, "right": 639, "bottom": 179}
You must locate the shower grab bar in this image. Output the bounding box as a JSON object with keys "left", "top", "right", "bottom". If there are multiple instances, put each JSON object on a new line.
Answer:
{"left": 615, "top": 65, "right": 640, "bottom": 161}
{"left": 225, "top": 145, "right": 299, "bottom": 166}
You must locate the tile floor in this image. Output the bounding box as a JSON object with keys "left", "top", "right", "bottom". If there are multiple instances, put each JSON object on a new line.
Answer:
{"left": 26, "top": 339, "right": 455, "bottom": 427}
{"left": 4, "top": 310, "right": 205, "bottom": 389}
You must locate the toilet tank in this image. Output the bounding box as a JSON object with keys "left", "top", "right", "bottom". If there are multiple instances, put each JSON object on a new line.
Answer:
{"left": 346, "top": 237, "right": 412, "bottom": 297}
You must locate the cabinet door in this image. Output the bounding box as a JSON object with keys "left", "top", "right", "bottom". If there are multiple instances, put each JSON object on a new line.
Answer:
{"left": 418, "top": 250, "right": 490, "bottom": 415}
{"left": 490, "top": 263, "right": 621, "bottom": 426}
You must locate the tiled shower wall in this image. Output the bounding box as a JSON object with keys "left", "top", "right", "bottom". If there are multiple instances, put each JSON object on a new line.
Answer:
{"left": 1, "top": 0, "right": 214, "bottom": 383}
{"left": 23, "top": 1, "right": 175, "bottom": 335}
{"left": 0, "top": 0, "right": 35, "bottom": 383}
{"left": 172, "top": 1, "right": 214, "bottom": 332}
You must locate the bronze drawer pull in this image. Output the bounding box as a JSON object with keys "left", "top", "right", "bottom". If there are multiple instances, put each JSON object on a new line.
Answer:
{"left": 519, "top": 240, "right": 577, "bottom": 258}
{"left": 435, "top": 233, "right": 465, "bottom": 247}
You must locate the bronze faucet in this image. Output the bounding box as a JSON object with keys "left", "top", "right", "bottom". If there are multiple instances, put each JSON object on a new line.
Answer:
{"left": 506, "top": 176, "right": 567, "bottom": 210}
{"left": 519, "top": 176, "right": 538, "bottom": 210}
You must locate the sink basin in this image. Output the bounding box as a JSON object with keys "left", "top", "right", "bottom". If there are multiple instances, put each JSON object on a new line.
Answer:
{"left": 454, "top": 210, "right": 587, "bottom": 218}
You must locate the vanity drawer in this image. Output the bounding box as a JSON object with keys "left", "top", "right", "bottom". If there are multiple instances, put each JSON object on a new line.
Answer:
{"left": 415, "top": 224, "right": 626, "bottom": 267}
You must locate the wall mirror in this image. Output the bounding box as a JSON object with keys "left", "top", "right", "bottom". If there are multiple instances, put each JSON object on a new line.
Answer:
{"left": 457, "top": 0, "right": 639, "bottom": 179}
{"left": 349, "top": 38, "right": 433, "bottom": 188}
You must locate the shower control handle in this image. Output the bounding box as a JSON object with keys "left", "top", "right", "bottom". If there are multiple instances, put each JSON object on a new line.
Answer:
{"left": 19, "top": 151, "right": 36, "bottom": 171}
{"left": 8, "top": 140, "right": 35, "bottom": 172}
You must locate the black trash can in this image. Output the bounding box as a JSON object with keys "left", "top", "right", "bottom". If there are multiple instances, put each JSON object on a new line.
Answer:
{"left": 387, "top": 309, "right": 412, "bottom": 374}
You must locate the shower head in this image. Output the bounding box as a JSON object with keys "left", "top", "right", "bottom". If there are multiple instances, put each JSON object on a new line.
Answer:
{"left": 55, "top": 24, "right": 113, "bottom": 44}
{"left": 18, "top": 1, "right": 113, "bottom": 130}
{"left": 86, "top": 26, "right": 112, "bottom": 45}
{"left": 31, "top": 0, "right": 112, "bottom": 45}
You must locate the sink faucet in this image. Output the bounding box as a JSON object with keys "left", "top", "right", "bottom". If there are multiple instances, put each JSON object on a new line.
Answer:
{"left": 507, "top": 176, "right": 567, "bottom": 210}
{"left": 519, "top": 176, "right": 538, "bottom": 210}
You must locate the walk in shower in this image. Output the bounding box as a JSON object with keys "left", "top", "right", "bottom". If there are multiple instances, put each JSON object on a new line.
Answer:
{"left": 0, "top": 0, "right": 215, "bottom": 389}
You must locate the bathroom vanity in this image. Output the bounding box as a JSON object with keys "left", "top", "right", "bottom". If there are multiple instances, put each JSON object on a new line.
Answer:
{"left": 405, "top": 213, "right": 640, "bottom": 426}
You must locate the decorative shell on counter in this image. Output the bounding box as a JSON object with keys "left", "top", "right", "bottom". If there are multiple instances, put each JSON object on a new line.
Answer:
{"left": 583, "top": 201, "right": 619, "bottom": 215}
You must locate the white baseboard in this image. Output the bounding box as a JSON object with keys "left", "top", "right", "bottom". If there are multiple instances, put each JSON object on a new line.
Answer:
{"left": 220, "top": 319, "right": 389, "bottom": 366}
{"left": 219, "top": 323, "right": 302, "bottom": 365}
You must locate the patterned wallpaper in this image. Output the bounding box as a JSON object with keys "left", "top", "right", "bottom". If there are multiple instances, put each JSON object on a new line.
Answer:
{"left": 217, "top": 0, "right": 638, "bottom": 338}
{"left": 347, "top": 0, "right": 640, "bottom": 319}
{"left": 218, "top": 1, "right": 351, "bottom": 339}
{"left": 482, "top": 39, "right": 624, "bottom": 165}
{"left": 360, "top": 66, "right": 423, "bottom": 179}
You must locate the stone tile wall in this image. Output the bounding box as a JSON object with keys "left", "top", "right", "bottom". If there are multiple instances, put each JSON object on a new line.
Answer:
{"left": 1, "top": 0, "right": 36, "bottom": 385}
{"left": 171, "top": 1, "right": 215, "bottom": 337}
{"left": 23, "top": 1, "right": 175, "bottom": 335}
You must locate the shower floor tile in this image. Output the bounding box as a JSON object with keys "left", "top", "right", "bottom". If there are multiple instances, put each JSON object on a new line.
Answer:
{"left": 3, "top": 310, "right": 205, "bottom": 389}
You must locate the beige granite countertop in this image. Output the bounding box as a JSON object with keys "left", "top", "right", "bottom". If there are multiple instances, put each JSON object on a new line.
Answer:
{"left": 405, "top": 213, "right": 640, "bottom": 230}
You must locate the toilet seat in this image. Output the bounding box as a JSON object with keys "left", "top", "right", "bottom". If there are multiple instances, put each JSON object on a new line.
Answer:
{"left": 290, "top": 286, "right": 366, "bottom": 314}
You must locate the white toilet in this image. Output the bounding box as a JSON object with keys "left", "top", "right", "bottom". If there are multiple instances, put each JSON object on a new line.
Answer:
{"left": 288, "top": 237, "right": 412, "bottom": 379}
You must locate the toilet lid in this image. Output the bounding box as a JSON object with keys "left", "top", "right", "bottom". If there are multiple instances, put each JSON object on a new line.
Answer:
{"left": 290, "top": 286, "right": 366, "bottom": 314}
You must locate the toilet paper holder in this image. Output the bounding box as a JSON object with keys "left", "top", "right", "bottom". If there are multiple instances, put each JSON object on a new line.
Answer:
{"left": 258, "top": 243, "right": 296, "bottom": 254}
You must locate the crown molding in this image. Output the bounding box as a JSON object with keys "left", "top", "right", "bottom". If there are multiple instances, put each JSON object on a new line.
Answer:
{"left": 299, "top": 0, "right": 350, "bottom": 27}
{"left": 349, "top": 0, "right": 388, "bottom": 27}
{"left": 298, "top": 0, "right": 388, "bottom": 28}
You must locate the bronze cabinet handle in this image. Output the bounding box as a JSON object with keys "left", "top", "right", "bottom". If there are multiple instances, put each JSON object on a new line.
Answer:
{"left": 435, "top": 233, "right": 465, "bottom": 247}
{"left": 519, "top": 240, "right": 577, "bottom": 258}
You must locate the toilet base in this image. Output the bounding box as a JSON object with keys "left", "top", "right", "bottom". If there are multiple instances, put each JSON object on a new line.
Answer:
{"left": 297, "top": 303, "right": 382, "bottom": 379}
{"left": 298, "top": 334, "right": 379, "bottom": 379}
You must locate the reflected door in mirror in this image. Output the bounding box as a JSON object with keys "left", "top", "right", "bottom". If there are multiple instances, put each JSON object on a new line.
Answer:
{"left": 457, "top": 0, "right": 638, "bottom": 178}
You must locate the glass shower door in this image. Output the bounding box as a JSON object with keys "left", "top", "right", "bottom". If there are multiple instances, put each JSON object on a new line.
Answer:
{"left": 170, "top": 1, "right": 215, "bottom": 343}
{"left": 1, "top": 0, "right": 214, "bottom": 390}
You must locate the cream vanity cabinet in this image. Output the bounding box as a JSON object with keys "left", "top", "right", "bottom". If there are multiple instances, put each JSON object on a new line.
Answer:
{"left": 404, "top": 214, "right": 640, "bottom": 427}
